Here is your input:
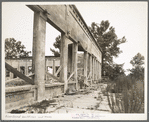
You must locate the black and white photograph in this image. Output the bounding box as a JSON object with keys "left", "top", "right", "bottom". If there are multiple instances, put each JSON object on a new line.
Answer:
{"left": 1, "top": 1, "right": 148, "bottom": 120}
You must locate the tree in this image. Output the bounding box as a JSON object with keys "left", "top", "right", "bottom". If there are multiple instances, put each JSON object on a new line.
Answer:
{"left": 104, "top": 63, "right": 125, "bottom": 80}
{"left": 130, "top": 53, "right": 144, "bottom": 67}
{"left": 5, "top": 38, "right": 31, "bottom": 58}
{"left": 89, "top": 20, "right": 126, "bottom": 79}
{"left": 129, "top": 53, "right": 144, "bottom": 80}
{"left": 50, "top": 35, "right": 61, "bottom": 57}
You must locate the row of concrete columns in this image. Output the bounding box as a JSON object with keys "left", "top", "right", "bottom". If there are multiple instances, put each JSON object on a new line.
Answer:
{"left": 32, "top": 11, "right": 101, "bottom": 101}
{"left": 84, "top": 53, "right": 101, "bottom": 84}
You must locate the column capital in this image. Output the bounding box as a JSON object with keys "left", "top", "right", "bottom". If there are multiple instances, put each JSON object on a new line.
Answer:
{"left": 92, "top": 54, "right": 97, "bottom": 59}
{"left": 39, "top": 11, "right": 48, "bottom": 21}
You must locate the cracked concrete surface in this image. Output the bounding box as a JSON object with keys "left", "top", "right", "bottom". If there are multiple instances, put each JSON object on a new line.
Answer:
{"left": 10, "top": 83, "right": 111, "bottom": 114}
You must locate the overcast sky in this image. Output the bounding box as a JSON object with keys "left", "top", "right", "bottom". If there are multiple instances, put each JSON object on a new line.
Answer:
{"left": 2, "top": 2, "right": 147, "bottom": 75}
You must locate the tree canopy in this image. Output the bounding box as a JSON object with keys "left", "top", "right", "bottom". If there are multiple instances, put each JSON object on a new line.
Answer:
{"left": 128, "top": 53, "right": 144, "bottom": 80}
{"left": 130, "top": 53, "right": 144, "bottom": 67}
{"left": 50, "top": 35, "right": 61, "bottom": 57}
{"left": 89, "top": 20, "right": 126, "bottom": 79}
{"left": 5, "top": 38, "right": 31, "bottom": 58}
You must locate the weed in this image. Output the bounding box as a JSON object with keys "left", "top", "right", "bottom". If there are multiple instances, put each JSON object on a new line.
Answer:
{"left": 107, "top": 76, "right": 144, "bottom": 113}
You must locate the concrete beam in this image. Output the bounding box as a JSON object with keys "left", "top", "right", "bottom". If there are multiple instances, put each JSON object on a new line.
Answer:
{"left": 27, "top": 5, "right": 102, "bottom": 60}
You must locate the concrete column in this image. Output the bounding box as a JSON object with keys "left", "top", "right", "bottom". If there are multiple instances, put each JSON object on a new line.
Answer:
{"left": 72, "top": 43, "right": 78, "bottom": 90}
{"left": 95, "top": 58, "right": 96, "bottom": 81}
{"left": 96, "top": 59, "right": 97, "bottom": 81}
{"left": 95, "top": 59, "right": 98, "bottom": 82}
{"left": 89, "top": 54, "right": 92, "bottom": 85}
{"left": 96, "top": 60, "right": 98, "bottom": 81}
{"left": 87, "top": 54, "right": 90, "bottom": 75}
{"left": 96, "top": 60, "right": 97, "bottom": 80}
{"left": 68, "top": 45, "right": 72, "bottom": 74}
{"left": 94, "top": 58, "right": 96, "bottom": 81}
{"left": 32, "top": 11, "right": 47, "bottom": 101}
{"left": 45, "top": 59, "right": 47, "bottom": 80}
{"left": 60, "top": 33, "right": 68, "bottom": 93}
{"left": 53, "top": 59, "right": 56, "bottom": 75}
{"left": 99, "top": 62, "right": 101, "bottom": 79}
{"left": 98, "top": 61, "right": 100, "bottom": 80}
{"left": 84, "top": 51, "right": 88, "bottom": 85}
{"left": 92, "top": 56, "right": 94, "bottom": 83}
{"left": 97, "top": 61, "right": 99, "bottom": 80}
{"left": 98, "top": 61, "right": 99, "bottom": 80}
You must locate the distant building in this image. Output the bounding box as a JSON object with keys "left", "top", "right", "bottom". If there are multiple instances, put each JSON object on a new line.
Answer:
{"left": 5, "top": 56, "right": 60, "bottom": 80}
{"left": 5, "top": 54, "right": 85, "bottom": 80}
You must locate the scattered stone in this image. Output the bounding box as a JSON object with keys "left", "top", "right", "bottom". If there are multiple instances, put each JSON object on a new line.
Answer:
{"left": 10, "top": 109, "right": 26, "bottom": 114}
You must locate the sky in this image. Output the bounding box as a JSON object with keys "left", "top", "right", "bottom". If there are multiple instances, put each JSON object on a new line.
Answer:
{"left": 2, "top": 2, "right": 148, "bottom": 75}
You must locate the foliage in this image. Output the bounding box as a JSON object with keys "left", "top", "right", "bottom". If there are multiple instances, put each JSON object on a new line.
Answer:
{"left": 50, "top": 35, "right": 61, "bottom": 56}
{"left": 130, "top": 53, "right": 144, "bottom": 67}
{"left": 128, "top": 53, "right": 144, "bottom": 80}
{"left": 5, "top": 38, "right": 31, "bottom": 58}
{"left": 89, "top": 20, "right": 126, "bottom": 79}
{"left": 106, "top": 76, "right": 144, "bottom": 113}
{"left": 104, "top": 63, "right": 125, "bottom": 80}
{"left": 50, "top": 48, "right": 60, "bottom": 57}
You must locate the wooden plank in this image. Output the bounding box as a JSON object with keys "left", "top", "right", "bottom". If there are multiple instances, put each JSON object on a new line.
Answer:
{"left": 55, "top": 65, "right": 62, "bottom": 76}
{"left": 67, "top": 71, "right": 75, "bottom": 82}
{"left": 46, "top": 71, "right": 60, "bottom": 81}
{"left": 5, "top": 73, "right": 35, "bottom": 84}
{"left": 84, "top": 81, "right": 89, "bottom": 87}
{"left": 5, "top": 62, "right": 34, "bottom": 85}
{"left": 87, "top": 72, "right": 91, "bottom": 80}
